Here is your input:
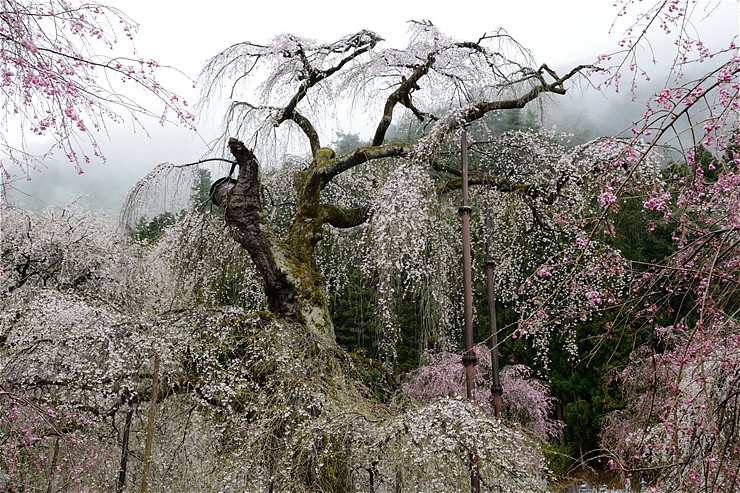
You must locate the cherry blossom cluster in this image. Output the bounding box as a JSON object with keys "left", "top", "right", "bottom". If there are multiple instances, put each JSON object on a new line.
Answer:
{"left": 0, "top": 205, "right": 271, "bottom": 489}
{"left": 601, "top": 143, "right": 740, "bottom": 489}
{"left": 171, "top": 304, "right": 550, "bottom": 491}
{"left": 590, "top": 1, "right": 739, "bottom": 489}
{"left": 361, "top": 157, "right": 458, "bottom": 359}
{"left": 0, "top": 389, "right": 116, "bottom": 490}
{"left": 402, "top": 347, "right": 563, "bottom": 440}
{"left": 0, "top": 0, "right": 194, "bottom": 195}
{"left": 602, "top": 325, "right": 739, "bottom": 491}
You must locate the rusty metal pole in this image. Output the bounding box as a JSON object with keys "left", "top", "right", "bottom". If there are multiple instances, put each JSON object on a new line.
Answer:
{"left": 484, "top": 201, "right": 503, "bottom": 417}
{"left": 460, "top": 130, "right": 477, "bottom": 400}
{"left": 459, "top": 128, "right": 480, "bottom": 493}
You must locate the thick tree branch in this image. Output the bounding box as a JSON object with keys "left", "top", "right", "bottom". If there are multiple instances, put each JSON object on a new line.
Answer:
{"left": 322, "top": 142, "right": 412, "bottom": 182}
{"left": 226, "top": 101, "right": 321, "bottom": 154}
{"left": 277, "top": 31, "right": 382, "bottom": 128}
{"left": 291, "top": 109, "right": 321, "bottom": 156}
{"left": 459, "top": 64, "right": 592, "bottom": 125}
{"left": 319, "top": 203, "right": 371, "bottom": 229}
{"left": 435, "top": 165, "right": 568, "bottom": 204}
{"left": 372, "top": 54, "right": 436, "bottom": 146}
{"left": 223, "top": 138, "right": 300, "bottom": 321}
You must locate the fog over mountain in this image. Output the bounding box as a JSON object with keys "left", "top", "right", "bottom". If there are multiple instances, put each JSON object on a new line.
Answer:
{"left": 7, "top": 124, "right": 208, "bottom": 214}
{"left": 5, "top": 71, "right": 690, "bottom": 214}
{"left": 6, "top": 0, "right": 736, "bottom": 214}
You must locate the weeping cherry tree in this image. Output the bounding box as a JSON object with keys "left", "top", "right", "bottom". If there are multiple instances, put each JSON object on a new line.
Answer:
{"left": 128, "top": 21, "right": 603, "bottom": 345}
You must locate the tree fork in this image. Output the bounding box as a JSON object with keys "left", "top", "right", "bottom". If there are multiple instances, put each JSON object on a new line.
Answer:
{"left": 224, "top": 138, "right": 336, "bottom": 341}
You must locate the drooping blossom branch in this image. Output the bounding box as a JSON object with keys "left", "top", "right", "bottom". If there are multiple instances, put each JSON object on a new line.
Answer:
{"left": 0, "top": 0, "right": 194, "bottom": 198}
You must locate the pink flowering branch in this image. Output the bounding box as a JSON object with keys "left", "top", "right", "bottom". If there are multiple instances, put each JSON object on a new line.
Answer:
{"left": 402, "top": 347, "right": 563, "bottom": 441}
{"left": 0, "top": 386, "right": 115, "bottom": 489}
{"left": 0, "top": 0, "right": 195, "bottom": 198}
{"left": 587, "top": 3, "right": 740, "bottom": 489}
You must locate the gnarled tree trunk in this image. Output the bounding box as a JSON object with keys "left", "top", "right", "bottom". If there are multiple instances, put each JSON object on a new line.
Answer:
{"left": 223, "top": 138, "right": 360, "bottom": 344}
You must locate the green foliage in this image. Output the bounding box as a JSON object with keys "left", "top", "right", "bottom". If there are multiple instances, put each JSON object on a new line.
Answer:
{"left": 133, "top": 211, "right": 176, "bottom": 242}
{"left": 331, "top": 269, "right": 428, "bottom": 375}
{"left": 544, "top": 440, "right": 574, "bottom": 478}
{"left": 330, "top": 272, "right": 377, "bottom": 356}
{"left": 546, "top": 315, "right": 644, "bottom": 463}
{"left": 132, "top": 168, "right": 221, "bottom": 244}
{"left": 192, "top": 168, "right": 214, "bottom": 204}
{"left": 611, "top": 197, "right": 675, "bottom": 265}
{"left": 332, "top": 131, "right": 368, "bottom": 155}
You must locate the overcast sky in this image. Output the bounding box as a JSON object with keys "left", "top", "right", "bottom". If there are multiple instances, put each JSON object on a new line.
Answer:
{"left": 8, "top": 0, "right": 739, "bottom": 212}
{"left": 124, "top": 0, "right": 622, "bottom": 74}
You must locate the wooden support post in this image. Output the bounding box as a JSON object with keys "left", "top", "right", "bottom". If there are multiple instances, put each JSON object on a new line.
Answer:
{"left": 139, "top": 353, "right": 160, "bottom": 493}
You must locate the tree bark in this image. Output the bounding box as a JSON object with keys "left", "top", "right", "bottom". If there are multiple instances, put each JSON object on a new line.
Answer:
{"left": 224, "top": 138, "right": 336, "bottom": 343}
{"left": 224, "top": 138, "right": 302, "bottom": 321}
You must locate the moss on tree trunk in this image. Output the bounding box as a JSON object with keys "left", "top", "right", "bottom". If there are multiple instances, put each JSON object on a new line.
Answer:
{"left": 223, "top": 138, "right": 340, "bottom": 344}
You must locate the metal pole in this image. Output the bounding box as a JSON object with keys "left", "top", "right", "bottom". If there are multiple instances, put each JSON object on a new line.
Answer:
{"left": 459, "top": 128, "right": 480, "bottom": 493}
{"left": 460, "top": 128, "right": 477, "bottom": 399}
{"left": 484, "top": 200, "right": 503, "bottom": 417}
